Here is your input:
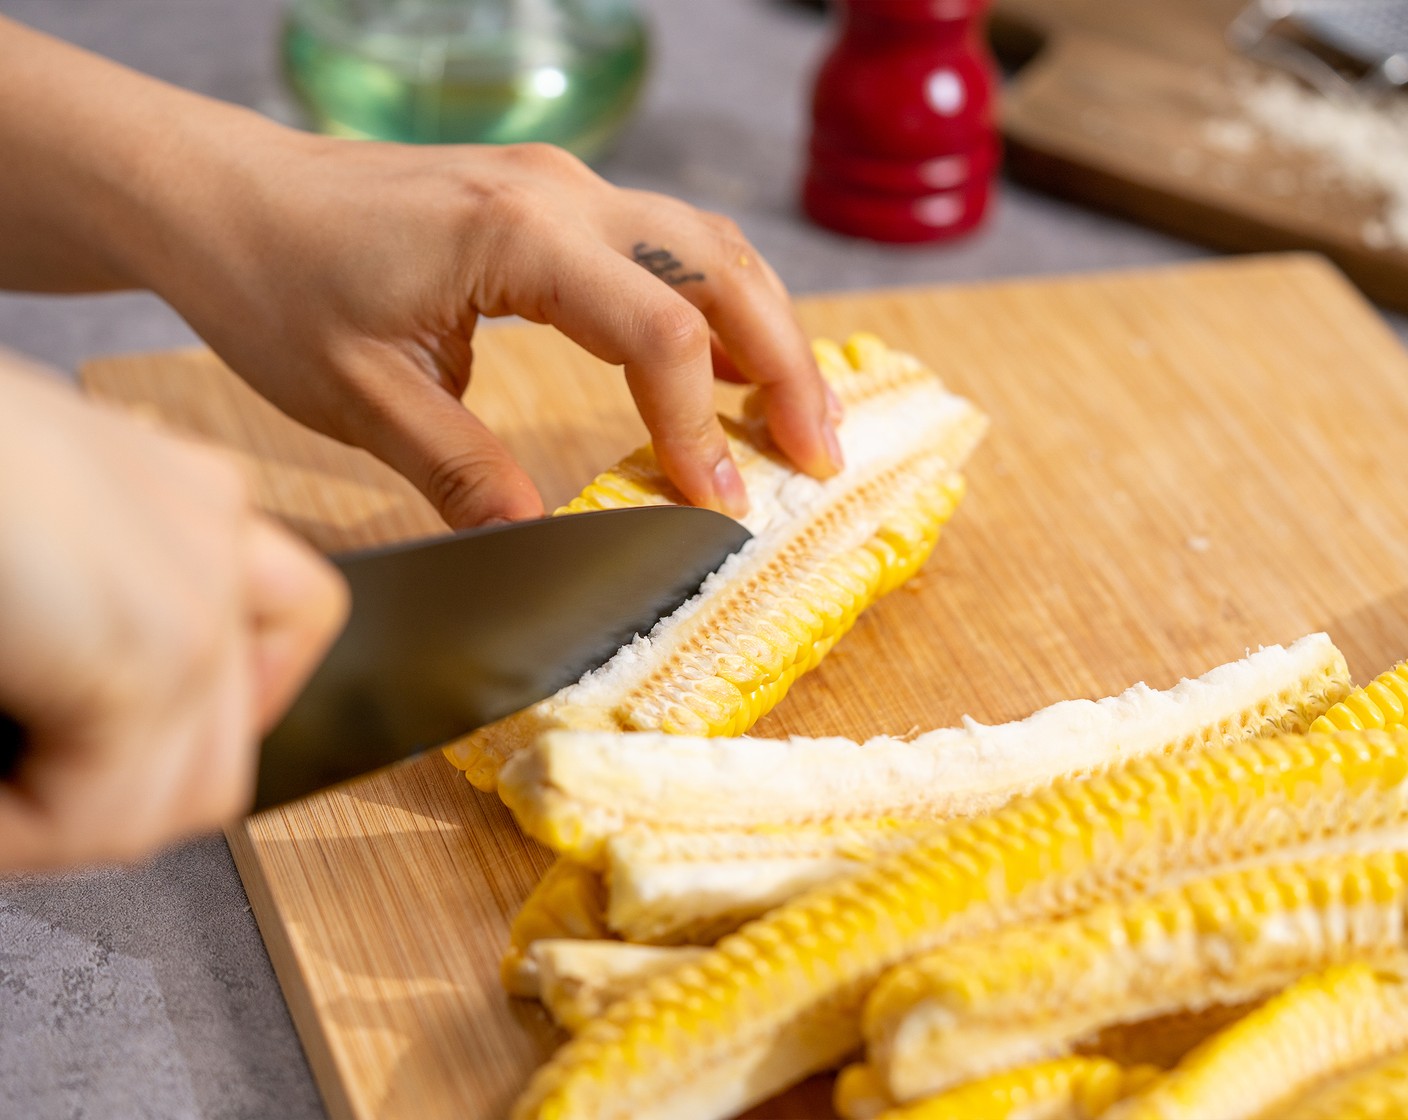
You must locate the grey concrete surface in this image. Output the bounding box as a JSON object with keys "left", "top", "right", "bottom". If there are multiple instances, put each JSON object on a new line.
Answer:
{"left": 1, "top": 2, "right": 1406, "bottom": 1119}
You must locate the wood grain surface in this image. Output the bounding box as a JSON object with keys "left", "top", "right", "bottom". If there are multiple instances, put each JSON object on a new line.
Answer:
{"left": 82, "top": 256, "right": 1408, "bottom": 1119}
{"left": 993, "top": 0, "right": 1408, "bottom": 310}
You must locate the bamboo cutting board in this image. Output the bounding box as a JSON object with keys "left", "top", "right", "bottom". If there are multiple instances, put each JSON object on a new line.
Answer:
{"left": 82, "top": 256, "right": 1408, "bottom": 1119}
{"left": 993, "top": 0, "right": 1408, "bottom": 310}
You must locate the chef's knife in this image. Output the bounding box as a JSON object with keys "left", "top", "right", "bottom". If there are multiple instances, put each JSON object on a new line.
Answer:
{"left": 254, "top": 505, "right": 751, "bottom": 811}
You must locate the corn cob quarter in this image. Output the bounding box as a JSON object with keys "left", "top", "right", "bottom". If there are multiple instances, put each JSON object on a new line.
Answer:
{"left": 531, "top": 940, "right": 707, "bottom": 1032}
{"left": 868, "top": 1057, "right": 1157, "bottom": 1120}
{"left": 444, "top": 335, "right": 987, "bottom": 792}
{"left": 501, "top": 634, "right": 1348, "bottom": 864}
{"left": 501, "top": 859, "right": 612, "bottom": 998}
{"left": 1312, "top": 659, "right": 1408, "bottom": 734}
{"left": 511, "top": 729, "right": 1408, "bottom": 1120}
{"left": 1105, "top": 962, "right": 1408, "bottom": 1120}
{"left": 867, "top": 850, "right": 1408, "bottom": 1103}
{"left": 602, "top": 818, "right": 919, "bottom": 945}
{"left": 513, "top": 637, "right": 1351, "bottom": 944}
{"left": 1279, "top": 1047, "right": 1408, "bottom": 1120}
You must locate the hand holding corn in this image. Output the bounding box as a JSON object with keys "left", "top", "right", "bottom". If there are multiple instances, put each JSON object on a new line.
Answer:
{"left": 0, "top": 13, "right": 841, "bottom": 529}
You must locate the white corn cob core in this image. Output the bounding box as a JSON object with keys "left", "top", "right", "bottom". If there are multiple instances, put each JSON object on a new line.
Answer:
{"left": 502, "top": 634, "right": 1347, "bottom": 865}
{"left": 532, "top": 940, "right": 707, "bottom": 1032}
{"left": 510, "top": 636, "right": 1349, "bottom": 944}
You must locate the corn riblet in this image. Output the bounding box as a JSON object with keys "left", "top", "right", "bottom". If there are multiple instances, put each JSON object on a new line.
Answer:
{"left": 852, "top": 1057, "right": 1156, "bottom": 1120}
{"left": 443, "top": 335, "right": 988, "bottom": 792}
{"left": 511, "top": 729, "right": 1408, "bottom": 1120}
{"left": 1311, "top": 659, "right": 1408, "bottom": 733}
{"left": 601, "top": 818, "right": 919, "bottom": 945}
{"left": 1279, "top": 1048, "right": 1408, "bottom": 1120}
{"left": 501, "top": 635, "right": 1348, "bottom": 866}
{"left": 502, "top": 638, "right": 1350, "bottom": 945}
{"left": 530, "top": 940, "right": 707, "bottom": 1032}
{"left": 866, "top": 851, "right": 1408, "bottom": 1104}
{"left": 501, "top": 859, "right": 611, "bottom": 998}
{"left": 1105, "top": 963, "right": 1408, "bottom": 1120}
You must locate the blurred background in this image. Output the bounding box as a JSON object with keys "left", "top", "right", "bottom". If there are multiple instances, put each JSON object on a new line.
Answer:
{"left": 2, "top": 2, "right": 1407, "bottom": 1119}
{"left": 9, "top": 0, "right": 1403, "bottom": 377}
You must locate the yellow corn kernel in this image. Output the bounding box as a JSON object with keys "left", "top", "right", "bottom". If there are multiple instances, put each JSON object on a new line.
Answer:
{"left": 501, "top": 859, "right": 611, "bottom": 998}
{"left": 866, "top": 851, "right": 1408, "bottom": 1103}
{"left": 442, "top": 335, "right": 988, "bottom": 792}
{"left": 811, "top": 337, "right": 852, "bottom": 380}
{"left": 835, "top": 1062, "right": 897, "bottom": 1120}
{"left": 511, "top": 729, "right": 1408, "bottom": 1120}
{"left": 867, "top": 1057, "right": 1157, "bottom": 1120}
{"left": 531, "top": 940, "right": 706, "bottom": 1032}
{"left": 1312, "top": 660, "right": 1408, "bottom": 733}
{"left": 1106, "top": 963, "right": 1408, "bottom": 1120}
{"left": 501, "top": 634, "right": 1349, "bottom": 867}
{"left": 1280, "top": 1048, "right": 1408, "bottom": 1120}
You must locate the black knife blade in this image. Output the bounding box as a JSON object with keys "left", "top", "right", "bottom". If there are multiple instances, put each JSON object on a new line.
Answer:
{"left": 254, "top": 506, "right": 751, "bottom": 811}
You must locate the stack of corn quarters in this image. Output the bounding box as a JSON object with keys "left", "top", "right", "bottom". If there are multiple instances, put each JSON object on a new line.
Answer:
{"left": 496, "top": 646, "right": 1408, "bottom": 1118}
{"left": 457, "top": 333, "right": 1408, "bottom": 1118}
{"left": 499, "top": 633, "right": 1350, "bottom": 953}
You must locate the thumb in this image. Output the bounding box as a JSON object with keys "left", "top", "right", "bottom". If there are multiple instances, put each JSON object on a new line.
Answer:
{"left": 246, "top": 515, "right": 349, "bottom": 733}
{"left": 359, "top": 370, "right": 545, "bottom": 529}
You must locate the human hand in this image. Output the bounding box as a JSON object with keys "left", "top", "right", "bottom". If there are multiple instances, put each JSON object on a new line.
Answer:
{"left": 148, "top": 136, "right": 844, "bottom": 527}
{"left": 0, "top": 359, "right": 347, "bottom": 872}
{"left": 0, "top": 18, "right": 840, "bottom": 527}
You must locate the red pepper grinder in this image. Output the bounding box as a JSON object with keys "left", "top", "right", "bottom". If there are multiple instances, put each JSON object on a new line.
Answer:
{"left": 803, "top": 0, "right": 998, "bottom": 243}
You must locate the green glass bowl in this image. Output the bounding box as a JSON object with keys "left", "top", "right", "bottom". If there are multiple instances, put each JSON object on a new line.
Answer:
{"left": 282, "top": 0, "right": 649, "bottom": 163}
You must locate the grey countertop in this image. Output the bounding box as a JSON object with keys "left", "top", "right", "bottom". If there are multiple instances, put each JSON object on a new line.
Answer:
{"left": 2, "top": 3, "right": 1405, "bottom": 1119}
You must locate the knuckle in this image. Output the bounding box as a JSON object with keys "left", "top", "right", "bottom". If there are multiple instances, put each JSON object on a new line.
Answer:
{"left": 503, "top": 142, "right": 590, "bottom": 180}
{"left": 629, "top": 189, "right": 694, "bottom": 221}
{"left": 424, "top": 451, "right": 486, "bottom": 522}
{"left": 423, "top": 450, "right": 537, "bottom": 527}
{"left": 679, "top": 415, "right": 724, "bottom": 454}
{"left": 477, "top": 184, "right": 543, "bottom": 232}
{"left": 639, "top": 300, "right": 710, "bottom": 357}
{"left": 701, "top": 210, "right": 746, "bottom": 244}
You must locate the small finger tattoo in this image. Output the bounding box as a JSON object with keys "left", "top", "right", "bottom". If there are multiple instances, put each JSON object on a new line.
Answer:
{"left": 632, "top": 242, "right": 706, "bottom": 286}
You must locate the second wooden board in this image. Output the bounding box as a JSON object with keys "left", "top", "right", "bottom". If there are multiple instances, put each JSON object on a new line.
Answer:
{"left": 994, "top": 0, "right": 1408, "bottom": 310}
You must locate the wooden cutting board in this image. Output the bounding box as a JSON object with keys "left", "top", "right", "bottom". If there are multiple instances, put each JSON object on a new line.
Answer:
{"left": 82, "top": 255, "right": 1408, "bottom": 1120}
{"left": 993, "top": 0, "right": 1408, "bottom": 311}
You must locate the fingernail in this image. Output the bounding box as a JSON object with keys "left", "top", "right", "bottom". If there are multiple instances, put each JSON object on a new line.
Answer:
{"left": 712, "top": 455, "right": 750, "bottom": 519}
{"left": 824, "top": 383, "right": 844, "bottom": 423}
{"left": 823, "top": 423, "right": 845, "bottom": 474}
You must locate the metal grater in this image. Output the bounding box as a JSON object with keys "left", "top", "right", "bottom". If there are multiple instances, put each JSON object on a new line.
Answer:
{"left": 1231, "top": 0, "right": 1408, "bottom": 96}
